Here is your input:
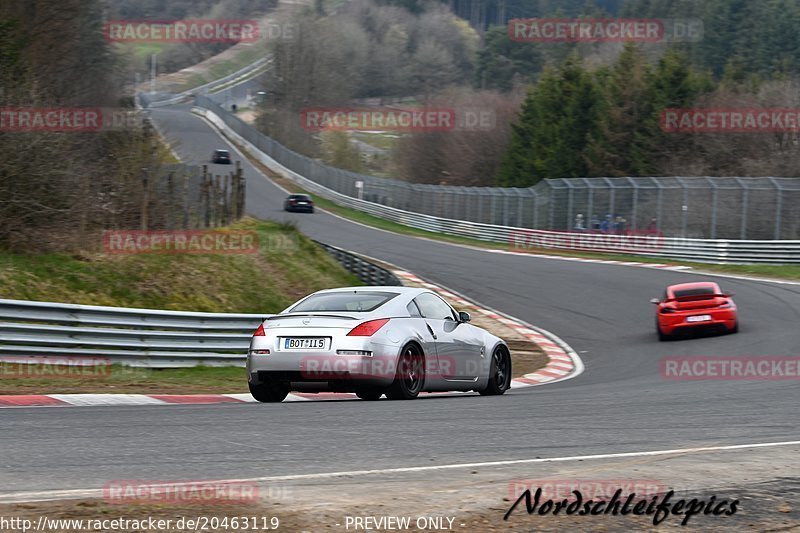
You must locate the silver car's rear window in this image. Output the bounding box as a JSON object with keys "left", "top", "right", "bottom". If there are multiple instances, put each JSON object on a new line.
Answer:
{"left": 290, "top": 291, "right": 398, "bottom": 312}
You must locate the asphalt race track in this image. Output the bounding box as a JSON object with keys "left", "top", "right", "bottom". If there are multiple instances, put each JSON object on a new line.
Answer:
{"left": 2, "top": 104, "right": 798, "bottom": 507}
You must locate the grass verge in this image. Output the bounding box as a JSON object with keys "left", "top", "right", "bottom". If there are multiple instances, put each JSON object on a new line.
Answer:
{"left": 0, "top": 218, "right": 359, "bottom": 312}
{"left": 0, "top": 218, "right": 363, "bottom": 395}
{"left": 0, "top": 364, "right": 247, "bottom": 395}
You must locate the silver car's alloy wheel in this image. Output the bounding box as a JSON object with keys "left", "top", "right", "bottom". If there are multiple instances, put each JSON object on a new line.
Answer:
{"left": 479, "top": 347, "right": 511, "bottom": 396}
{"left": 386, "top": 343, "right": 424, "bottom": 400}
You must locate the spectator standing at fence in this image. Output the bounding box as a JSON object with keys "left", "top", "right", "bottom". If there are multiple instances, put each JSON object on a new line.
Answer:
{"left": 591, "top": 214, "right": 600, "bottom": 230}
{"left": 614, "top": 216, "right": 627, "bottom": 234}
{"left": 600, "top": 214, "right": 612, "bottom": 233}
{"left": 646, "top": 217, "right": 658, "bottom": 234}
{"left": 574, "top": 214, "right": 586, "bottom": 231}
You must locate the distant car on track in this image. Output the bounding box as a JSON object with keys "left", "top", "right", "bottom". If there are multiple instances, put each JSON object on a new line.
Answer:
{"left": 284, "top": 194, "right": 314, "bottom": 213}
{"left": 651, "top": 282, "right": 738, "bottom": 341}
{"left": 211, "top": 149, "right": 232, "bottom": 164}
{"left": 247, "top": 286, "right": 512, "bottom": 402}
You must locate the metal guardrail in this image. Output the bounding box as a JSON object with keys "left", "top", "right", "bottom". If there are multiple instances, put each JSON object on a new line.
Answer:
{"left": 314, "top": 241, "right": 401, "bottom": 285}
{"left": 194, "top": 103, "right": 800, "bottom": 264}
{"left": 142, "top": 57, "right": 271, "bottom": 109}
{"left": 0, "top": 298, "right": 264, "bottom": 367}
{"left": 0, "top": 243, "right": 403, "bottom": 366}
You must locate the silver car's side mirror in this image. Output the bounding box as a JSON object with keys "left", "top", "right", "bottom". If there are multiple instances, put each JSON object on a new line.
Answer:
{"left": 650, "top": 298, "right": 661, "bottom": 304}
{"left": 458, "top": 311, "right": 471, "bottom": 323}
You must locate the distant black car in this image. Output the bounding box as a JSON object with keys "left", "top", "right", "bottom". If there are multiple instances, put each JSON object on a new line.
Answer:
{"left": 212, "top": 149, "right": 232, "bottom": 164}
{"left": 284, "top": 194, "right": 314, "bottom": 213}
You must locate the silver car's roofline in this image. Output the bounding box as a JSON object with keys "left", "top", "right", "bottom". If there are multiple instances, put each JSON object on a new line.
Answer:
{"left": 272, "top": 313, "right": 360, "bottom": 320}
{"left": 310, "top": 286, "right": 428, "bottom": 295}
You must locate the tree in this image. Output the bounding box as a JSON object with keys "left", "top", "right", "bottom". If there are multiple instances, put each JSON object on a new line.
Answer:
{"left": 585, "top": 44, "right": 656, "bottom": 176}
{"left": 475, "top": 26, "right": 542, "bottom": 91}
{"left": 320, "top": 131, "right": 363, "bottom": 172}
{"left": 496, "top": 57, "right": 602, "bottom": 186}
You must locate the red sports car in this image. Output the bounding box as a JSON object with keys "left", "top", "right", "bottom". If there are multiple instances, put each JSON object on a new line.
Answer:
{"left": 651, "top": 282, "right": 738, "bottom": 341}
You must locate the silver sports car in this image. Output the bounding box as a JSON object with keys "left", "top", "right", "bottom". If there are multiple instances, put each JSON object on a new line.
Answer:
{"left": 247, "top": 286, "right": 512, "bottom": 402}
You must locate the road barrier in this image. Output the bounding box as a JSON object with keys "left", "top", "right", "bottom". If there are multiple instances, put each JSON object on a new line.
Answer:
{"left": 0, "top": 243, "right": 400, "bottom": 366}
{"left": 193, "top": 102, "right": 800, "bottom": 264}
{"left": 314, "top": 240, "right": 401, "bottom": 285}
{"left": 0, "top": 298, "right": 261, "bottom": 367}
{"left": 141, "top": 57, "right": 271, "bottom": 108}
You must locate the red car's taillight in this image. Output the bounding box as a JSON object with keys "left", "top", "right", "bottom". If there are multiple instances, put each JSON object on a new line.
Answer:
{"left": 254, "top": 323, "right": 267, "bottom": 336}
{"left": 347, "top": 318, "right": 390, "bottom": 337}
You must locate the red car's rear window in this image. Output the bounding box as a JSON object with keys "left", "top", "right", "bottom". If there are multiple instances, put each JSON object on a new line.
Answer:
{"left": 673, "top": 287, "right": 716, "bottom": 299}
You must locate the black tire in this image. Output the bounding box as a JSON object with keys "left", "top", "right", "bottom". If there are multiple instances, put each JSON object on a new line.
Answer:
{"left": 309, "top": 208, "right": 315, "bottom": 213}
{"left": 385, "top": 343, "right": 425, "bottom": 400}
{"left": 480, "top": 346, "right": 512, "bottom": 396}
{"left": 656, "top": 321, "right": 670, "bottom": 341}
{"left": 248, "top": 381, "right": 289, "bottom": 403}
{"left": 730, "top": 321, "right": 739, "bottom": 334}
{"left": 355, "top": 390, "right": 382, "bottom": 401}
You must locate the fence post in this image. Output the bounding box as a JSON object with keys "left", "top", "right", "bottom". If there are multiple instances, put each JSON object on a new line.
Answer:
{"left": 630, "top": 178, "right": 638, "bottom": 232}
{"left": 229, "top": 171, "right": 237, "bottom": 222}
{"left": 679, "top": 178, "right": 688, "bottom": 238}
{"left": 214, "top": 175, "right": 222, "bottom": 228}
{"left": 710, "top": 182, "right": 718, "bottom": 240}
{"left": 740, "top": 187, "right": 749, "bottom": 240}
{"left": 566, "top": 185, "right": 574, "bottom": 231}
{"left": 202, "top": 167, "right": 211, "bottom": 228}
{"left": 238, "top": 165, "right": 246, "bottom": 220}
{"left": 224, "top": 173, "right": 231, "bottom": 226}
{"left": 182, "top": 173, "right": 189, "bottom": 229}
{"left": 167, "top": 171, "right": 174, "bottom": 230}
{"left": 140, "top": 167, "right": 149, "bottom": 231}
{"left": 771, "top": 178, "right": 783, "bottom": 240}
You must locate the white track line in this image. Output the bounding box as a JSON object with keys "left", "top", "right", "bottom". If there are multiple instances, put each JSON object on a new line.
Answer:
{"left": 4, "top": 440, "right": 798, "bottom": 503}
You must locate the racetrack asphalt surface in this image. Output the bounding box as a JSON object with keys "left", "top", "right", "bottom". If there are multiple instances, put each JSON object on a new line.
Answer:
{"left": 2, "top": 103, "right": 798, "bottom": 501}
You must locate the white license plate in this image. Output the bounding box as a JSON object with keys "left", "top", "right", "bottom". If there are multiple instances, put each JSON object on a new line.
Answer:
{"left": 686, "top": 315, "right": 712, "bottom": 323}
{"left": 283, "top": 338, "right": 328, "bottom": 350}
